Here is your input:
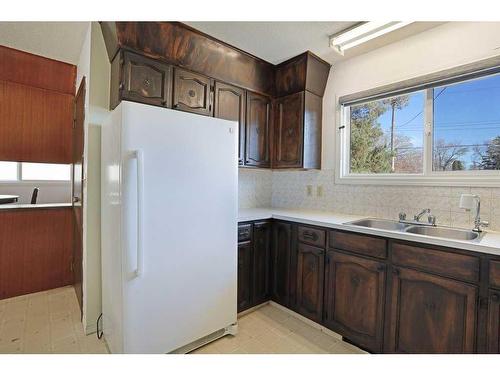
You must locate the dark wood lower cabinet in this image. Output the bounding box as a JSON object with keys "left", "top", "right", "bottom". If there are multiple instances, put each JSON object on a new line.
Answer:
{"left": 324, "top": 250, "right": 386, "bottom": 352}
{"left": 387, "top": 267, "right": 478, "bottom": 353}
{"left": 237, "top": 241, "right": 252, "bottom": 312}
{"left": 487, "top": 290, "right": 500, "bottom": 353}
{"left": 296, "top": 243, "right": 324, "bottom": 322}
{"left": 271, "top": 222, "right": 292, "bottom": 307}
{"left": 253, "top": 222, "right": 271, "bottom": 305}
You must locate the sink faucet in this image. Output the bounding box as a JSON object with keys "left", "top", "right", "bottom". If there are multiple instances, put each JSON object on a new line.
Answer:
{"left": 459, "top": 194, "right": 489, "bottom": 233}
{"left": 414, "top": 208, "right": 431, "bottom": 222}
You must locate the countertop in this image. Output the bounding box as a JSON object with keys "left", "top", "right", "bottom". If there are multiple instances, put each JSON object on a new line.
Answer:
{"left": 0, "top": 203, "right": 72, "bottom": 210}
{"left": 238, "top": 207, "right": 500, "bottom": 256}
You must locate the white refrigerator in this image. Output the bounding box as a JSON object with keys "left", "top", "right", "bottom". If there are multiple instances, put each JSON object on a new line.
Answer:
{"left": 101, "top": 101, "right": 238, "bottom": 354}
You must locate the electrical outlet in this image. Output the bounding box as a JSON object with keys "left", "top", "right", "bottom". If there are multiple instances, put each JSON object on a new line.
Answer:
{"left": 317, "top": 185, "right": 324, "bottom": 197}
{"left": 306, "top": 185, "right": 313, "bottom": 196}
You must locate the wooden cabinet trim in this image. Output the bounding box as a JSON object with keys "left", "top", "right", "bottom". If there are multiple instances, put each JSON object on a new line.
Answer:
{"left": 329, "top": 230, "right": 387, "bottom": 259}
{"left": 489, "top": 260, "right": 500, "bottom": 289}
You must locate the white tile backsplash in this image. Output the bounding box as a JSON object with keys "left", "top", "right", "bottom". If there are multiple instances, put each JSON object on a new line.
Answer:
{"left": 238, "top": 168, "right": 500, "bottom": 231}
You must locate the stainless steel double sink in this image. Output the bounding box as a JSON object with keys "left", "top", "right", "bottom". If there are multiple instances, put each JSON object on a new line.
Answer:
{"left": 344, "top": 218, "right": 481, "bottom": 241}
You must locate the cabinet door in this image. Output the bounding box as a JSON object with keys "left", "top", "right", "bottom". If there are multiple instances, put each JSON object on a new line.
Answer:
{"left": 388, "top": 267, "right": 478, "bottom": 353}
{"left": 324, "top": 251, "right": 386, "bottom": 352}
{"left": 214, "top": 82, "right": 246, "bottom": 165}
{"left": 237, "top": 241, "right": 252, "bottom": 313}
{"left": 173, "top": 68, "right": 212, "bottom": 116}
{"left": 274, "top": 92, "right": 304, "bottom": 168}
{"left": 296, "top": 243, "right": 324, "bottom": 323}
{"left": 245, "top": 92, "right": 271, "bottom": 167}
{"left": 122, "top": 51, "right": 172, "bottom": 107}
{"left": 253, "top": 222, "right": 271, "bottom": 305}
{"left": 271, "top": 222, "right": 292, "bottom": 306}
{"left": 487, "top": 290, "right": 500, "bottom": 353}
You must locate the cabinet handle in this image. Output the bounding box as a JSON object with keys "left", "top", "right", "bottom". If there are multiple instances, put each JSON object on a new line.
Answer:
{"left": 377, "top": 264, "right": 386, "bottom": 272}
{"left": 492, "top": 294, "right": 500, "bottom": 302}
{"left": 302, "top": 231, "right": 318, "bottom": 241}
{"left": 392, "top": 268, "right": 400, "bottom": 276}
{"left": 119, "top": 82, "right": 124, "bottom": 91}
{"left": 143, "top": 78, "right": 151, "bottom": 86}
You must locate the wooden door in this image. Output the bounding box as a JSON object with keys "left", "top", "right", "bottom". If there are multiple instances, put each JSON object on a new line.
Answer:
{"left": 487, "top": 290, "right": 500, "bottom": 353}
{"left": 214, "top": 82, "right": 246, "bottom": 165}
{"left": 296, "top": 243, "right": 324, "bottom": 323}
{"left": 173, "top": 68, "right": 212, "bottom": 116}
{"left": 388, "top": 266, "right": 478, "bottom": 353}
{"left": 245, "top": 92, "right": 271, "bottom": 167}
{"left": 274, "top": 92, "right": 304, "bottom": 168}
{"left": 72, "top": 78, "right": 85, "bottom": 317}
{"left": 271, "top": 222, "right": 292, "bottom": 306}
{"left": 238, "top": 241, "right": 252, "bottom": 312}
{"left": 324, "top": 251, "right": 386, "bottom": 352}
{"left": 253, "top": 221, "right": 271, "bottom": 305}
{"left": 121, "top": 51, "right": 172, "bottom": 108}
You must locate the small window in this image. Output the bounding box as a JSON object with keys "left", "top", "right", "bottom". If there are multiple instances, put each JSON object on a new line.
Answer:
{"left": 21, "top": 163, "right": 71, "bottom": 181}
{"left": 0, "top": 161, "right": 18, "bottom": 181}
{"left": 349, "top": 91, "right": 425, "bottom": 174}
{"left": 433, "top": 74, "right": 500, "bottom": 171}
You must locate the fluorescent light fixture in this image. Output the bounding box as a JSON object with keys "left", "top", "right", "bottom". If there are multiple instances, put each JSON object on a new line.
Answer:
{"left": 329, "top": 22, "right": 413, "bottom": 55}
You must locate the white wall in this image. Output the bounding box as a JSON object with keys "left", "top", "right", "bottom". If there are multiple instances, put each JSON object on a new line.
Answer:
{"left": 241, "top": 22, "right": 500, "bottom": 230}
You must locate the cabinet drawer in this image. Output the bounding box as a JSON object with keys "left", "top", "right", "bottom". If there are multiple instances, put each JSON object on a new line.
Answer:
{"left": 490, "top": 260, "right": 500, "bottom": 289}
{"left": 392, "top": 242, "right": 480, "bottom": 283}
{"left": 238, "top": 224, "right": 252, "bottom": 242}
{"left": 329, "top": 231, "right": 387, "bottom": 259}
{"left": 298, "top": 226, "right": 325, "bottom": 247}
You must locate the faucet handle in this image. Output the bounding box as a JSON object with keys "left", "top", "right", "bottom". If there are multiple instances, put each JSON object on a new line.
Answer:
{"left": 399, "top": 212, "right": 406, "bottom": 221}
{"left": 480, "top": 220, "right": 489, "bottom": 228}
{"left": 428, "top": 215, "right": 436, "bottom": 226}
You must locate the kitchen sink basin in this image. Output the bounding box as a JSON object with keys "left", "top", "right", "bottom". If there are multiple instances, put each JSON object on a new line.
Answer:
{"left": 345, "top": 218, "right": 410, "bottom": 231}
{"left": 404, "top": 225, "right": 480, "bottom": 241}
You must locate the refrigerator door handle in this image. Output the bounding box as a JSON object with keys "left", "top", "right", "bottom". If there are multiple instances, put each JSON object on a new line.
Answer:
{"left": 132, "top": 149, "right": 144, "bottom": 277}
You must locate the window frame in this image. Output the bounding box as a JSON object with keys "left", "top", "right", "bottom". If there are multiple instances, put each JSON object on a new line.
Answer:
{"left": 0, "top": 162, "right": 72, "bottom": 184}
{"left": 337, "top": 70, "right": 500, "bottom": 187}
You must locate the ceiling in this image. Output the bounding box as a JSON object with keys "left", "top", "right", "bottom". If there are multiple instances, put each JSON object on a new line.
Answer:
{"left": 185, "top": 22, "right": 445, "bottom": 64}
{"left": 0, "top": 22, "right": 89, "bottom": 64}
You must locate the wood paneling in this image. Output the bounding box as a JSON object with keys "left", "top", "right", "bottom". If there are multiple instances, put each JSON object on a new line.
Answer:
{"left": 303, "top": 91, "right": 322, "bottom": 169}
{"left": 324, "top": 250, "right": 386, "bottom": 352}
{"left": 329, "top": 231, "right": 387, "bottom": 259}
{"left": 0, "top": 45, "right": 76, "bottom": 95}
{"left": 253, "top": 222, "right": 271, "bottom": 305}
{"left": 487, "top": 290, "right": 500, "bottom": 353}
{"left": 237, "top": 240, "right": 252, "bottom": 312}
{"left": 245, "top": 92, "right": 271, "bottom": 167}
{"left": 296, "top": 243, "right": 324, "bottom": 323}
{"left": 214, "top": 81, "right": 246, "bottom": 165}
{"left": 101, "top": 22, "right": 276, "bottom": 97}
{"left": 173, "top": 68, "right": 212, "bottom": 116}
{"left": 490, "top": 260, "right": 500, "bottom": 289}
{"left": 387, "top": 267, "right": 478, "bottom": 353}
{"left": 271, "top": 221, "right": 292, "bottom": 306}
{"left": 0, "top": 208, "right": 73, "bottom": 300}
{"left": 392, "top": 242, "right": 480, "bottom": 283}
{"left": 0, "top": 80, "right": 73, "bottom": 163}
{"left": 274, "top": 92, "right": 304, "bottom": 168}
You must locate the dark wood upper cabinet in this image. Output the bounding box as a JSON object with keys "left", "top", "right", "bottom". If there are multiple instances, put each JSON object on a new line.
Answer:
{"left": 253, "top": 222, "right": 271, "bottom": 305}
{"left": 173, "top": 68, "right": 213, "bottom": 116}
{"left": 387, "top": 266, "right": 478, "bottom": 353}
{"left": 118, "top": 51, "right": 172, "bottom": 109}
{"left": 271, "top": 221, "right": 292, "bottom": 306}
{"left": 296, "top": 243, "right": 324, "bottom": 323}
{"left": 487, "top": 290, "right": 500, "bottom": 353}
{"left": 274, "top": 92, "right": 304, "bottom": 168}
{"left": 324, "top": 250, "right": 386, "bottom": 352}
{"left": 237, "top": 240, "right": 253, "bottom": 313}
{"left": 245, "top": 92, "right": 271, "bottom": 167}
{"left": 214, "top": 82, "right": 246, "bottom": 165}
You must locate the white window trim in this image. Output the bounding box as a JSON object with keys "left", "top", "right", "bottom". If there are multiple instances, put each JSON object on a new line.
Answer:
{"left": 0, "top": 162, "right": 72, "bottom": 184}
{"left": 336, "top": 83, "right": 500, "bottom": 187}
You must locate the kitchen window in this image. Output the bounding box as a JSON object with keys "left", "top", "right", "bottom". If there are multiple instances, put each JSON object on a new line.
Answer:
{"left": 338, "top": 69, "right": 500, "bottom": 186}
{"left": 0, "top": 162, "right": 71, "bottom": 182}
